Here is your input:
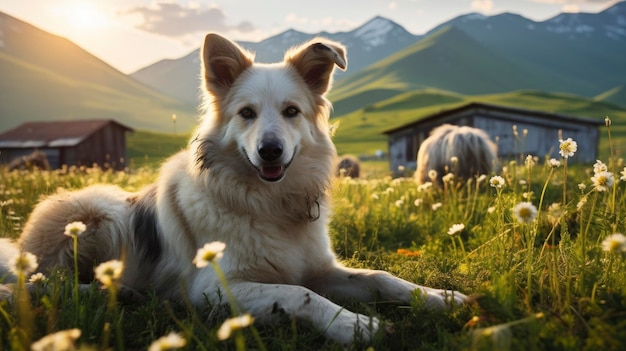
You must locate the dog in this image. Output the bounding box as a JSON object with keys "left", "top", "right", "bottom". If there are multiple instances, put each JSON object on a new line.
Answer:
{"left": 336, "top": 155, "right": 360, "bottom": 178}
{"left": 415, "top": 124, "right": 498, "bottom": 185}
{"left": 8, "top": 150, "right": 50, "bottom": 172}
{"left": 0, "top": 33, "right": 467, "bottom": 345}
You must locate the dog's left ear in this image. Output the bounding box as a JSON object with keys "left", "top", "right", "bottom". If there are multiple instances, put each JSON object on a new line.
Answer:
{"left": 202, "top": 33, "right": 254, "bottom": 98}
{"left": 285, "top": 38, "right": 347, "bottom": 95}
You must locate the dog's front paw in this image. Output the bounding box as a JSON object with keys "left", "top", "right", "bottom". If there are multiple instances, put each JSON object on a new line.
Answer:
{"left": 420, "top": 287, "right": 468, "bottom": 308}
{"left": 326, "top": 311, "right": 380, "bottom": 345}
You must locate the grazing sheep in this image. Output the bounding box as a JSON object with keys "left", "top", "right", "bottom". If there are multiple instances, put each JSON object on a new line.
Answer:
{"left": 8, "top": 150, "right": 50, "bottom": 171}
{"left": 415, "top": 124, "right": 497, "bottom": 184}
{"left": 336, "top": 155, "right": 360, "bottom": 178}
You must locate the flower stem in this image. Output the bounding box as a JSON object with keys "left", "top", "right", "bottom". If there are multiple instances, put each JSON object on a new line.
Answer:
{"left": 210, "top": 262, "right": 267, "bottom": 351}
{"left": 73, "top": 235, "right": 80, "bottom": 323}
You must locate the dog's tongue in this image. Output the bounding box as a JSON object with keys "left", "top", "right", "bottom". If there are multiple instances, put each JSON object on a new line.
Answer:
{"left": 261, "top": 166, "right": 283, "bottom": 179}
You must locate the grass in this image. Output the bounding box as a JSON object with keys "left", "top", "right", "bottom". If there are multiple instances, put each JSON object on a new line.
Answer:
{"left": 1, "top": 126, "right": 626, "bottom": 350}
{"left": 127, "top": 130, "right": 190, "bottom": 168}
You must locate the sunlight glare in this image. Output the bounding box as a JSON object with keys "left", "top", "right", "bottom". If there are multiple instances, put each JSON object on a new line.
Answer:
{"left": 57, "top": 2, "right": 109, "bottom": 31}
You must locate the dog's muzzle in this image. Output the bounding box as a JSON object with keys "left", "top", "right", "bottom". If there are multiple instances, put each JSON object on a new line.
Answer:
{"left": 242, "top": 142, "right": 296, "bottom": 182}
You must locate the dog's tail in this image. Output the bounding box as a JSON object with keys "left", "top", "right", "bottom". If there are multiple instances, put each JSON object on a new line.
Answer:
{"left": 17, "top": 185, "right": 132, "bottom": 283}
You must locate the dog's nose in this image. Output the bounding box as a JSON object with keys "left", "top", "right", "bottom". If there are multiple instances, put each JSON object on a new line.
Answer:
{"left": 258, "top": 140, "right": 283, "bottom": 161}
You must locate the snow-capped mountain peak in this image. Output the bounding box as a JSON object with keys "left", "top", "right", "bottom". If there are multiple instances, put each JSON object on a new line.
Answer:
{"left": 353, "top": 16, "right": 400, "bottom": 48}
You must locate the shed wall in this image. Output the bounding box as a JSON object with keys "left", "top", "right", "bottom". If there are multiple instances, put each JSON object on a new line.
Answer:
{"left": 387, "top": 111, "right": 599, "bottom": 171}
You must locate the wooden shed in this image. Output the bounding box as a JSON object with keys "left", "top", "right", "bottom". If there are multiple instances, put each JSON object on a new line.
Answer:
{"left": 0, "top": 119, "right": 133, "bottom": 170}
{"left": 383, "top": 102, "right": 603, "bottom": 172}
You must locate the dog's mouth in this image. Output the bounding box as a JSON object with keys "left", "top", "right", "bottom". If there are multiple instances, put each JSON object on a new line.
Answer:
{"left": 242, "top": 147, "right": 297, "bottom": 182}
{"left": 259, "top": 165, "right": 285, "bottom": 181}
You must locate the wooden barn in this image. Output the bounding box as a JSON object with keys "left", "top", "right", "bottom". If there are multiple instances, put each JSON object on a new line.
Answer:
{"left": 0, "top": 120, "right": 133, "bottom": 170}
{"left": 383, "top": 102, "right": 603, "bottom": 172}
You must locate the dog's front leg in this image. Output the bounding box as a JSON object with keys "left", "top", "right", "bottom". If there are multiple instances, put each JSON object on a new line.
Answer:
{"left": 225, "top": 281, "right": 380, "bottom": 345}
{"left": 306, "top": 265, "right": 467, "bottom": 307}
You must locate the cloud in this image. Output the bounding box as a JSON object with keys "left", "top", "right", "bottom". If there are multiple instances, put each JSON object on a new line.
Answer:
{"left": 121, "top": 2, "right": 255, "bottom": 37}
{"left": 528, "top": 0, "right": 617, "bottom": 3}
{"left": 285, "top": 13, "right": 310, "bottom": 26}
{"left": 284, "top": 13, "right": 359, "bottom": 32}
{"left": 471, "top": 0, "right": 495, "bottom": 12}
{"left": 562, "top": 4, "right": 581, "bottom": 11}
{"left": 527, "top": 0, "right": 620, "bottom": 13}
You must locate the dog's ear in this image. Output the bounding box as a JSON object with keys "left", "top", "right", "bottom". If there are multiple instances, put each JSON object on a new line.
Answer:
{"left": 201, "top": 33, "right": 254, "bottom": 98}
{"left": 285, "top": 38, "right": 347, "bottom": 95}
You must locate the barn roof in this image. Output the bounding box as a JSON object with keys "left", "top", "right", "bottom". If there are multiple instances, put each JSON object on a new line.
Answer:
{"left": 0, "top": 120, "right": 134, "bottom": 148}
{"left": 382, "top": 102, "right": 604, "bottom": 135}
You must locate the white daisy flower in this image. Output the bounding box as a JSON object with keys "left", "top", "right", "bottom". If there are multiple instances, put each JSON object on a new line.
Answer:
{"left": 193, "top": 242, "right": 226, "bottom": 268}
{"left": 9, "top": 251, "right": 38, "bottom": 275}
{"left": 593, "top": 160, "right": 608, "bottom": 174}
{"left": 591, "top": 171, "right": 614, "bottom": 192}
{"left": 94, "top": 260, "right": 124, "bottom": 288}
{"left": 31, "top": 329, "right": 81, "bottom": 351}
{"left": 548, "top": 158, "right": 561, "bottom": 168}
{"left": 489, "top": 176, "right": 506, "bottom": 189}
{"left": 64, "top": 221, "right": 87, "bottom": 237}
{"left": 447, "top": 224, "right": 465, "bottom": 236}
{"left": 148, "top": 332, "right": 187, "bottom": 351}
{"left": 601, "top": 233, "right": 626, "bottom": 253}
{"left": 217, "top": 314, "right": 255, "bottom": 341}
{"left": 558, "top": 138, "right": 577, "bottom": 159}
{"left": 512, "top": 202, "right": 538, "bottom": 224}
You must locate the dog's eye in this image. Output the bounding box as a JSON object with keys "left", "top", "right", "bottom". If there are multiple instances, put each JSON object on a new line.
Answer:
{"left": 283, "top": 106, "right": 300, "bottom": 118}
{"left": 239, "top": 107, "right": 256, "bottom": 120}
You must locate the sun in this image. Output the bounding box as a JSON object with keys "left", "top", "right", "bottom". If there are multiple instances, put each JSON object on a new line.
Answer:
{"left": 57, "top": 1, "right": 109, "bottom": 31}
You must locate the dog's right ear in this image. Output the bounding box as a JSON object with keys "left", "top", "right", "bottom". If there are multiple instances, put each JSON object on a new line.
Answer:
{"left": 201, "top": 33, "right": 254, "bottom": 98}
{"left": 285, "top": 38, "right": 347, "bottom": 96}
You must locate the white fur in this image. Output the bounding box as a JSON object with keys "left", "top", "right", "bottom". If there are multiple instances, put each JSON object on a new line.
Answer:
{"left": 1, "top": 34, "right": 467, "bottom": 345}
{"left": 415, "top": 124, "right": 498, "bottom": 184}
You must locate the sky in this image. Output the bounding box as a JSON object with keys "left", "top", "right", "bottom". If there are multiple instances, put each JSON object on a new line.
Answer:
{"left": 0, "top": 0, "right": 621, "bottom": 74}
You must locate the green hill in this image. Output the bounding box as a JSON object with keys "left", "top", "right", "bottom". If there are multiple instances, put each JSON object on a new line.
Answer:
{"left": 329, "top": 26, "right": 553, "bottom": 116}
{"left": 127, "top": 130, "right": 189, "bottom": 168}
{"left": 594, "top": 86, "right": 626, "bottom": 108}
{"left": 0, "top": 11, "right": 198, "bottom": 133}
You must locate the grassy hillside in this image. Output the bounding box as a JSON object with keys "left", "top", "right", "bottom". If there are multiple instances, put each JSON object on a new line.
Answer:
{"left": 0, "top": 11, "right": 198, "bottom": 133}
{"left": 331, "top": 89, "right": 626, "bottom": 158}
{"left": 130, "top": 51, "right": 200, "bottom": 104}
{"left": 0, "top": 52, "right": 198, "bottom": 132}
{"left": 127, "top": 130, "right": 190, "bottom": 168}
{"left": 329, "top": 26, "right": 560, "bottom": 117}
{"left": 595, "top": 85, "right": 626, "bottom": 108}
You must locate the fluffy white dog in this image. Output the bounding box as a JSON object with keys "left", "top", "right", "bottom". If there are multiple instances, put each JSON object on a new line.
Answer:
{"left": 1, "top": 33, "right": 467, "bottom": 345}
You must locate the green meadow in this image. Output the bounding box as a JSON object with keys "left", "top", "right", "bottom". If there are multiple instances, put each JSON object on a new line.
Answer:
{"left": 1, "top": 120, "right": 626, "bottom": 350}
{"left": 329, "top": 89, "right": 626, "bottom": 158}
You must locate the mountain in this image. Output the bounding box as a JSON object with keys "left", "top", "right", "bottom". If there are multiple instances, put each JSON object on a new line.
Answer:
{"left": 129, "top": 49, "right": 202, "bottom": 104}
{"left": 425, "top": 2, "right": 626, "bottom": 97}
{"left": 132, "top": 2, "right": 626, "bottom": 110}
{"left": 262, "top": 17, "right": 421, "bottom": 75}
{"left": 131, "top": 16, "right": 421, "bottom": 104}
{"left": 0, "top": 11, "right": 197, "bottom": 133}
{"left": 329, "top": 26, "right": 562, "bottom": 116}
{"left": 594, "top": 85, "right": 626, "bottom": 107}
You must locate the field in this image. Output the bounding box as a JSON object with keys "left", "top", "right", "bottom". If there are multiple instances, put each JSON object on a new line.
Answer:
{"left": 329, "top": 89, "right": 626, "bottom": 158}
{"left": 1, "top": 126, "right": 626, "bottom": 350}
